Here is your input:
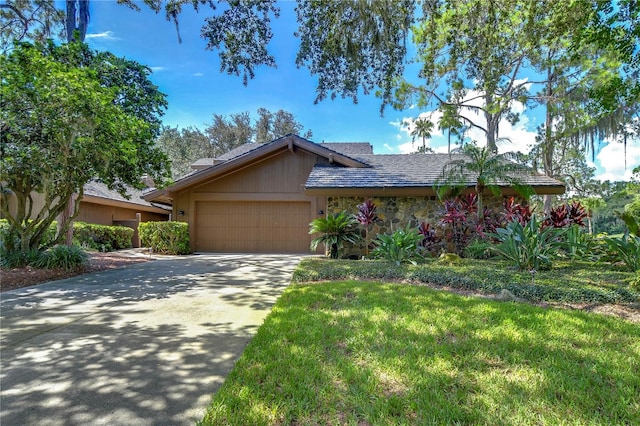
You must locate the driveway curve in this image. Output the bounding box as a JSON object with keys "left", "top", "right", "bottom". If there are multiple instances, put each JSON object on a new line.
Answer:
{"left": 0, "top": 254, "right": 301, "bottom": 426}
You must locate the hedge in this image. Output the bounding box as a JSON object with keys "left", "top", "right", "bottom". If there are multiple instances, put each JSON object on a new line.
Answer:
{"left": 138, "top": 221, "right": 191, "bottom": 255}
{"left": 0, "top": 219, "right": 133, "bottom": 252}
{"left": 73, "top": 222, "right": 133, "bottom": 251}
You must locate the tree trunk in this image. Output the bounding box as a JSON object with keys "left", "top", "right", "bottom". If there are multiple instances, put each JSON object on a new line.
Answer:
{"left": 66, "top": 0, "right": 89, "bottom": 42}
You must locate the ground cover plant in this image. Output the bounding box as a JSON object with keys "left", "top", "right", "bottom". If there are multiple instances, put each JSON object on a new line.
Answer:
{"left": 293, "top": 258, "right": 639, "bottom": 305}
{"left": 200, "top": 281, "right": 640, "bottom": 425}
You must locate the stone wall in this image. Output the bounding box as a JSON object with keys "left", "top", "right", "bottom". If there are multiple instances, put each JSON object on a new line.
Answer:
{"left": 327, "top": 195, "right": 507, "bottom": 258}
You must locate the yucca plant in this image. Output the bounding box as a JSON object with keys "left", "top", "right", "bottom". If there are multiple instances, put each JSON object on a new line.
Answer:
{"left": 309, "top": 211, "right": 360, "bottom": 259}
{"left": 485, "top": 215, "right": 566, "bottom": 271}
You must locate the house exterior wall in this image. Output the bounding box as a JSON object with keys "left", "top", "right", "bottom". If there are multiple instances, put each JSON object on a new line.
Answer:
{"left": 327, "top": 195, "right": 505, "bottom": 257}
{"left": 77, "top": 202, "right": 168, "bottom": 225}
{"left": 173, "top": 148, "right": 327, "bottom": 253}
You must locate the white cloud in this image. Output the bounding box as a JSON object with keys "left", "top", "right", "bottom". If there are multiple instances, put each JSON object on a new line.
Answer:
{"left": 193, "top": 72, "right": 204, "bottom": 77}
{"left": 85, "top": 31, "right": 119, "bottom": 40}
{"left": 383, "top": 143, "right": 394, "bottom": 151}
{"left": 150, "top": 66, "right": 166, "bottom": 72}
{"left": 390, "top": 87, "right": 538, "bottom": 155}
{"left": 594, "top": 141, "right": 640, "bottom": 181}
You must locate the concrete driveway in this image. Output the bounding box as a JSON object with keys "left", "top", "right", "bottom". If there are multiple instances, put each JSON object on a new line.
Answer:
{"left": 0, "top": 254, "right": 301, "bottom": 425}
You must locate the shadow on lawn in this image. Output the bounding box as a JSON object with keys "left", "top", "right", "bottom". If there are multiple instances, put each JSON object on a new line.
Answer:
{"left": 205, "top": 283, "right": 640, "bottom": 425}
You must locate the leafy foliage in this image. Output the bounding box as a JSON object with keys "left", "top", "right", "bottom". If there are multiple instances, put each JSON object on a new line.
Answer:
{"left": 485, "top": 216, "right": 567, "bottom": 271}
{"left": 604, "top": 233, "right": 640, "bottom": 272}
{"left": 371, "top": 224, "right": 424, "bottom": 265}
{"left": 355, "top": 199, "right": 378, "bottom": 256}
{"left": 309, "top": 211, "right": 360, "bottom": 259}
{"left": 292, "top": 258, "right": 639, "bottom": 304}
{"left": 138, "top": 221, "right": 191, "bottom": 255}
{"left": 295, "top": 0, "right": 413, "bottom": 107}
{"left": 34, "top": 245, "right": 87, "bottom": 270}
{"left": 73, "top": 222, "right": 133, "bottom": 252}
{"left": 0, "top": 41, "right": 169, "bottom": 253}
{"left": 435, "top": 144, "right": 534, "bottom": 220}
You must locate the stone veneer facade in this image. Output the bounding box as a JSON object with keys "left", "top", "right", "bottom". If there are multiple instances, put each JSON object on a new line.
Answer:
{"left": 327, "top": 195, "right": 506, "bottom": 258}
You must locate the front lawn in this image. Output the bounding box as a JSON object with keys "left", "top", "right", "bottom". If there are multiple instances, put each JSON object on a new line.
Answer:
{"left": 200, "top": 281, "right": 640, "bottom": 425}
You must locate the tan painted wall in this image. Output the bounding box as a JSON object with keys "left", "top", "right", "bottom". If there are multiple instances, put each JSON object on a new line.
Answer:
{"left": 172, "top": 149, "right": 327, "bottom": 252}
{"left": 77, "top": 202, "right": 168, "bottom": 225}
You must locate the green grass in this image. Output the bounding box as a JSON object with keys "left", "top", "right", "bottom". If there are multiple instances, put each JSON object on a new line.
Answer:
{"left": 201, "top": 282, "right": 640, "bottom": 425}
{"left": 292, "top": 258, "right": 639, "bottom": 304}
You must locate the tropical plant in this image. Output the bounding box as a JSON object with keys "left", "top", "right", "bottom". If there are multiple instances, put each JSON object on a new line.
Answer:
{"left": 435, "top": 144, "right": 534, "bottom": 221}
{"left": 371, "top": 224, "right": 423, "bottom": 266}
{"left": 485, "top": 215, "right": 567, "bottom": 271}
{"left": 355, "top": 199, "right": 378, "bottom": 256}
{"left": 309, "top": 211, "right": 360, "bottom": 259}
{"left": 604, "top": 233, "right": 640, "bottom": 272}
{"left": 615, "top": 210, "right": 640, "bottom": 237}
{"left": 410, "top": 117, "right": 434, "bottom": 153}
{"left": 417, "top": 221, "right": 443, "bottom": 256}
{"left": 437, "top": 195, "right": 481, "bottom": 254}
{"left": 543, "top": 201, "right": 588, "bottom": 228}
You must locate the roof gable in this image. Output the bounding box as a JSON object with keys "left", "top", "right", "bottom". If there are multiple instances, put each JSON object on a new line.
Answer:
{"left": 144, "top": 134, "right": 370, "bottom": 202}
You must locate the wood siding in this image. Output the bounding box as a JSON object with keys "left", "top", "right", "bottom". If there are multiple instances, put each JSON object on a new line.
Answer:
{"left": 173, "top": 148, "right": 326, "bottom": 253}
{"left": 195, "top": 201, "right": 312, "bottom": 253}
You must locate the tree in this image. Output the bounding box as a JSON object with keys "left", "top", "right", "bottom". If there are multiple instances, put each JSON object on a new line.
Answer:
{"left": 0, "top": 0, "right": 64, "bottom": 51}
{"left": 156, "top": 126, "right": 210, "bottom": 179}
{"left": 0, "top": 42, "right": 170, "bottom": 252}
{"left": 435, "top": 144, "right": 534, "bottom": 221}
{"left": 205, "top": 111, "right": 254, "bottom": 158}
{"left": 525, "top": 1, "right": 637, "bottom": 212}
{"left": 393, "top": 0, "right": 538, "bottom": 153}
{"left": 255, "top": 108, "right": 312, "bottom": 143}
{"left": 410, "top": 118, "right": 434, "bottom": 153}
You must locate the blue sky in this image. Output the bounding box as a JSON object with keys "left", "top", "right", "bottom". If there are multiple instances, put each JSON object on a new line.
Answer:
{"left": 82, "top": 0, "right": 638, "bottom": 181}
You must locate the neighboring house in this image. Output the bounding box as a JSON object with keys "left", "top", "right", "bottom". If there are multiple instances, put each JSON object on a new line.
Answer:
{"left": 2, "top": 180, "right": 170, "bottom": 247}
{"left": 144, "top": 134, "right": 564, "bottom": 254}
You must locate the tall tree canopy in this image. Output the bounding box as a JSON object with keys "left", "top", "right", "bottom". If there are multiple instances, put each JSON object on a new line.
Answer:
{"left": 0, "top": 41, "right": 170, "bottom": 251}
{"left": 157, "top": 108, "right": 312, "bottom": 178}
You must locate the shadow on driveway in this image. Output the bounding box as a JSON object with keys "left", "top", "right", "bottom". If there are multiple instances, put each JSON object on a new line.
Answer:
{"left": 1, "top": 254, "right": 301, "bottom": 425}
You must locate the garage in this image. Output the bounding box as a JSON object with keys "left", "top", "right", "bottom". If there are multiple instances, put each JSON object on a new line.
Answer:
{"left": 195, "top": 201, "right": 313, "bottom": 253}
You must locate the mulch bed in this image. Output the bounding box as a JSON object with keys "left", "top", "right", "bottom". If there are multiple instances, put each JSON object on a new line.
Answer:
{"left": 0, "top": 252, "right": 150, "bottom": 292}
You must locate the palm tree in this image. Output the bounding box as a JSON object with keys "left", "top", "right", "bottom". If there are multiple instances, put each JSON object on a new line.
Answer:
{"left": 437, "top": 104, "right": 465, "bottom": 155}
{"left": 309, "top": 211, "right": 361, "bottom": 259}
{"left": 410, "top": 118, "right": 434, "bottom": 153}
{"left": 435, "top": 144, "right": 534, "bottom": 220}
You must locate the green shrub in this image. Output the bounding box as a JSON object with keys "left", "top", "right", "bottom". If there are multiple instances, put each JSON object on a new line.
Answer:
{"left": 0, "top": 247, "right": 43, "bottom": 268}
{"left": 0, "top": 219, "right": 58, "bottom": 250}
{"left": 35, "top": 245, "right": 88, "bottom": 270}
{"left": 309, "top": 211, "right": 360, "bottom": 259}
{"left": 73, "top": 222, "right": 133, "bottom": 251}
{"left": 485, "top": 216, "right": 566, "bottom": 270}
{"left": 604, "top": 233, "right": 640, "bottom": 271}
{"left": 138, "top": 221, "right": 191, "bottom": 255}
{"left": 371, "top": 224, "right": 424, "bottom": 265}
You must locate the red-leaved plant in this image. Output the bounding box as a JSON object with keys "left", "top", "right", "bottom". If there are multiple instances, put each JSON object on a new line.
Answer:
{"left": 355, "top": 199, "right": 378, "bottom": 256}
{"left": 543, "top": 201, "right": 588, "bottom": 228}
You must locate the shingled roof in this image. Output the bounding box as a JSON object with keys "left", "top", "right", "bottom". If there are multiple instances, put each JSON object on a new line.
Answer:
{"left": 83, "top": 181, "right": 170, "bottom": 211}
{"left": 305, "top": 154, "right": 563, "bottom": 190}
{"left": 190, "top": 141, "right": 374, "bottom": 170}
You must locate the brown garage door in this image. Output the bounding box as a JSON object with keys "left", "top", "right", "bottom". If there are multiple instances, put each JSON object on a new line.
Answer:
{"left": 195, "top": 201, "right": 312, "bottom": 253}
